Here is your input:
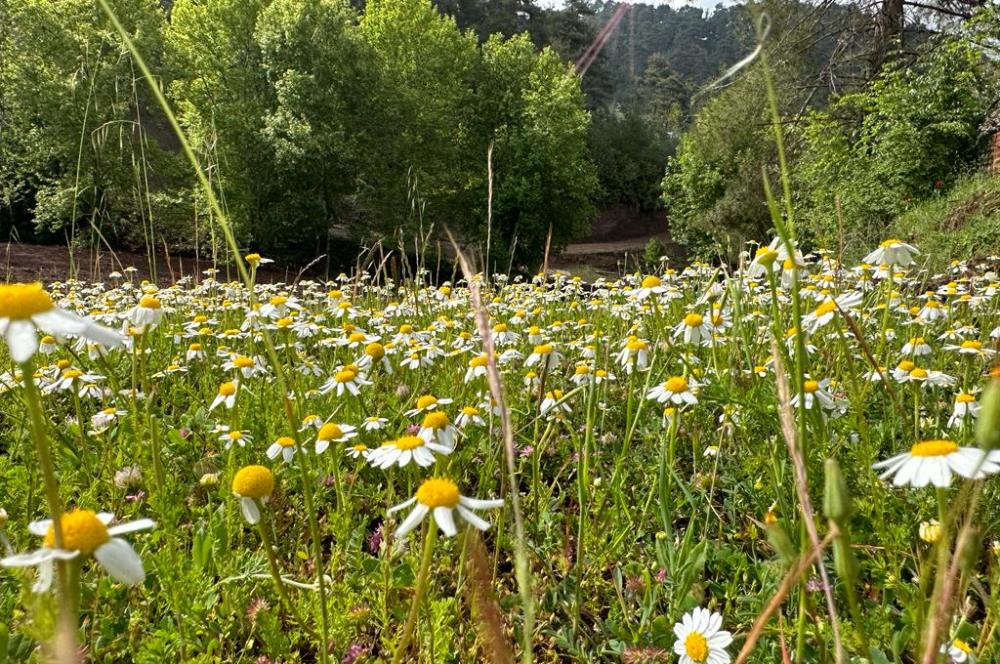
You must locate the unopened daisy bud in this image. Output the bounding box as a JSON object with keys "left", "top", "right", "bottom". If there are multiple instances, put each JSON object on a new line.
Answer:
{"left": 919, "top": 520, "right": 942, "bottom": 544}
{"left": 199, "top": 472, "right": 219, "bottom": 487}
{"left": 766, "top": 519, "right": 796, "bottom": 565}
{"left": 823, "top": 459, "right": 853, "bottom": 524}
{"left": 0, "top": 508, "right": 7, "bottom": 527}
{"left": 977, "top": 367, "right": 1000, "bottom": 450}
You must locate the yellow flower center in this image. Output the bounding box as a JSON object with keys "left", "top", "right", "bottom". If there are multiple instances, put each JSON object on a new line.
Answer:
{"left": 814, "top": 300, "right": 837, "bottom": 317}
{"left": 269, "top": 296, "right": 287, "bottom": 306}
{"left": 232, "top": 465, "right": 274, "bottom": 499}
{"left": 416, "top": 395, "right": 438, "bottom": 410}
{"left": 626, "top": 337, "right": 647, "bottom": 351}
{"left": 897, "top": 360, "right": 915, "bottom": 372}
{"left": 348, "top": 332, "right": 366, "bottom": 343}
{"left": 415, "top": 477, "right": 461, "bottom": 508}
{"left": 62, "top": 369, "right": 83, "bottom": 379}
{"left": 956, "top": 393, "right": 976, "bottom": 403}
{"left": 684, "top": 631, "right": 709, "bottom": 662}
{"left": 318, "top": 423, "right": 344, "bottom": 441}
{"left": 961, "top": 340, "right": 981, "bottom": 350}
{"left": 189, "top": 343, "right": 202, "bottom": 351}
{"left": 336, "top": 369, "right": 357, "bottom": 383}
{"left": 328, "top": 289, "right": 342, "bottom": 299}
{"left": 641, "top": 275, "right": 661, "bottom": 289}
{"left": 533, "top": 343, "right": 553, "bottom": 355}
{"left": 393, "top": 435, "right": 425, "bottom": 451}
{"left": 399, "top": 324, "right": 413, "bottom": 334}
{"left": 40, "top": 335, "right": 56, "bottom": 345}
{"left": 494, "top": 323, "right": 508, "bottom": 333}
{"left": 470, "top": 355, "right": 489, "bottom": 368}
{"left": 575, "top": 364, "right": 590, "bottom": 375}
{"left": 804, "top": 380, "right": 820, "bottom": 393}
{"left": 953, "top": 639, "right": 972, "bottom": 654}
{"left": 422, "top": 411, "right": 450, "bottom": 429}
{"left": 365, "top": 342, "right": 385, "bottom": 358}
{"left": 910, "top": 440, "right": 958, "bottom": 457}
{"left": 664, "top": 376, "right": 688, "bottom": 393}
{"left": 218, "top": 381, "right": 237, "bottom": 396}
{"left": 245, "top": 253, "right": 261, "bottom": 265}
{"left": 908, "top": 368, "right": 928, "bottom": 379}
{"left": 44, "top": 509, "right": 109, "bottom": 554}
{"left": 277, "top": 436, "right": 296, "bottom": 448}
{"left": 0, "top": 283, "right": 55, "bottom": 319}
{"left": 139, "top": 295, "right": 161, "bottom": 309}
{"left": 233, "top": 356, "right": 255, "bottom": 369}
{"left": 57, "top": 359, "right": 71, "bottom": 369}
{"left": 462, "top": 406, "right": 480, "bottom": 416}
{"left": 684, "top": 313, "right": 704, "bottom": 327}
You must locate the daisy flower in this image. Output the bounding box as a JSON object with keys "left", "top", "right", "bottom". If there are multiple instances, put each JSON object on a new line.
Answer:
{"left": 368, "top": 435, "right": 453, "bottom": 469}
{"left": 129, "top": 294, "right": 164, "bottom": 329}
{"left": 319, "top": 365, "right": 370, "bottom": 397}
{"left": 388, "top": 477, "right": 503, "bottom": 538}
{"left": 615, "top": 336, "right": 650, "bottom": 374}
{"left": 405, "top": 394, "right": 453, "bottom": 417}
{"left": 540, "top": 389, "right": 572, "bottom": 417}
{"left": 315, "top": 422, "right": 357, "bottom": 453}
{"left": 790, "top": 379, "right": 836, "bottom": 410}
{"left": 232, "top": 465, "right": 274, "bottom": 524}
{"left": 362, "top": 416, "right": 389, "bottom": 431}
{"left": 418, "top": 411, "right": 458, "bottom": 449}
{"left": 464, "top": 354, "right": 489, "bottom": 382}
{"left": 672, "top": 607, "right": 733, "bottom": 664}
{"left": 1, "top": 509, "right": 155, "bottom": 590}
{"left": 863, "top": 239, "right": 919, "bottom": 266}
{"left": 525, "top": 343, "right": 562, "bottom": 370}
{"left": 633, "top": 275, "right": 667, "bottom": 300}
{"left": 948, "top": 392, "right": 979, "bottom": 429}
{"left": 456, "top": 406, "right": 485, "bottom": 429}
{"left": 872, "top": 439, "right": 1000, "bottom": 488}
{"left": 942, "top": 638, "right": 975, "bottom": 663}
{"left": 0, "top": 283, "right": 122, "bottom": 363}
{"left": 674, "top": 313, "right": 712, "bottom": 346}
{"left": 802, "top": 291, "right": 863, "bottom": 332}
{"left": 901, "top": 337, "right": 933, "bottom": 356}
{"left": 209, "top": 381, "right": 239, "bottom": 411}
{"left": 266, "top": 436, "right": 299, "bottom": 463}
{"left": 647, "top": 376, "right": 698, "bottom": 406}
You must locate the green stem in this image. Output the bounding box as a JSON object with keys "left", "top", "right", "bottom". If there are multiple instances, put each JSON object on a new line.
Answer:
{"left": 18, "top": 358, "right": 75, "bottom": 651}
{"left": 392, "top": 523, "right": 438, "bottom": 664}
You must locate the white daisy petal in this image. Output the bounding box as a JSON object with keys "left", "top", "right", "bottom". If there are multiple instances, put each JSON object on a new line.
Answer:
{"left": 94, "top": 538, "right": 146, "bottom": 585}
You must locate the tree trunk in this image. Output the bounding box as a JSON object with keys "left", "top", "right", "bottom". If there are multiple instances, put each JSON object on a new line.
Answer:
{"left": 871, "top": 0, "right": 904, "bottom": 76}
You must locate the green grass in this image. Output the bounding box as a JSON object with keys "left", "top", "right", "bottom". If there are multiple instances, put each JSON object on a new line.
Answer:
{"left": 891, "top": 173, "right": 1000, "bottom": 273}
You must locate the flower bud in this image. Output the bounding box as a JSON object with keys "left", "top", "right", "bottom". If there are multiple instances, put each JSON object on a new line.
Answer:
{"left": 977, "top": 368, "right": 1000, "bottom": 450}
{"left": 823, "top": 459, "right": 853, "bottom": 524}
{"left": 919, "top": 520, "right": 942, "bottom": 544}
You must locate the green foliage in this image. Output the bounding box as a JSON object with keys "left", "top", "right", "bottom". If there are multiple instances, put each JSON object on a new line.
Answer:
{"left": 796, "top": 35, "right": 999, "bottom": 252}
{"left": 0, "top": 0, "right": 175, "bottom": 247}
{"left": 660, "top": 68, "right": 776, "bottom": 259}
{"left": 478, "top": 36, "right": 598, "bottom": 270}
{"left": 2, "top": 0, "right": 597, "bottom": 268}
{"left": 886, "top": 173, "right": 1000, "bottom": 272}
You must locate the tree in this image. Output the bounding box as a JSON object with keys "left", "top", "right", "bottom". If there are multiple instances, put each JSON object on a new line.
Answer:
{"left": 360, "top": 0, "right": 480, "bottom": 240}
{"left": 474, "top": 35, "right": 597, "bottom": 270}
{"left": 0, "top": 0, "right": 171, "bottom": 249}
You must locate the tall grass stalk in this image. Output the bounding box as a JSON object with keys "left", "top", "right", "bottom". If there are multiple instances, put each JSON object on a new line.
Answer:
{"left": 94, "top": 3, "right": 333, "bottom": 660}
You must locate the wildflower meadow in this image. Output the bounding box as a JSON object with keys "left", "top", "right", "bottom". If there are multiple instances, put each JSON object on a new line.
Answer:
{"left": 2, "top": 235, "right": 1000, "bottom": 663}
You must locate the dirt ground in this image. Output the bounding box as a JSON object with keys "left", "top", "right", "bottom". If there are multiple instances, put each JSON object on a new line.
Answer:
{"left": 0, "top": 242, "right": 292, "bottom": 285}
{"left": 2, "top": 207, "right": 682, "bottom": 284}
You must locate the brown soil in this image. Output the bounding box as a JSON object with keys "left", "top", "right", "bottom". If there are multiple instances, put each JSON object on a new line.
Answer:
{"left": 0, "top": 243, "right": 288, "bottom": 285}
